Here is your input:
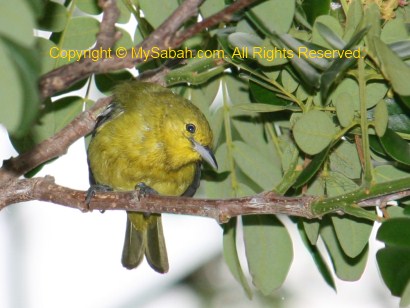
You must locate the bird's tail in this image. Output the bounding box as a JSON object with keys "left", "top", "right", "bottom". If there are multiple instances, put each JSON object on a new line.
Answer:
{"left": 121, "top": 213, "right": 169, "bottom": 273}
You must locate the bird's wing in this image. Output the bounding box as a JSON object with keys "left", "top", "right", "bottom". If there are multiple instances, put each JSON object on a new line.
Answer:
{"left": 182, "top": 162, "right": 201, "bottom": 197}
{"left": 91, "top": 103, "right": 124, "bottom": 136}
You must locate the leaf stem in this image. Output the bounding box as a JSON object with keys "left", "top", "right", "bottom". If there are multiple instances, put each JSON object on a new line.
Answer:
{"left": 358, "top": 57, "right": 373, "bottom": 187}
{"left": 222, "top": 78, "right": 239, "bottom": 196}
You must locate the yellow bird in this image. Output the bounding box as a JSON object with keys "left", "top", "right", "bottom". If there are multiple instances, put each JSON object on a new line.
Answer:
{"left": 87, "top": 81, "right": 217, "bottom": 273}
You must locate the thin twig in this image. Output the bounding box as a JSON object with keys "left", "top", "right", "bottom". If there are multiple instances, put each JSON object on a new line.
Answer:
{"left": 95, "top": 0, "right": 122, "bottom": 50}
{"left": 39, "top": 0, "right": 258, "bottom": 100}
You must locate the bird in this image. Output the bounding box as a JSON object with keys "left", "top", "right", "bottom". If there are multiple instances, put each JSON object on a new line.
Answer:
{"left": 87, "top": 81, "right": 217, "bottom": 273}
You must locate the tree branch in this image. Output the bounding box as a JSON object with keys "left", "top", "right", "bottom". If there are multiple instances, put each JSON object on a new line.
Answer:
{"left": 39, "top": 0, "right": 122, "bottom": 100}
{"left": 1, "top": 176, "right": 410, "bottom": 223}
{"left": 0, "top": 97, "right": 112, "bottom": 184}
{"left": 95, "top": 0, "right": 122, "bottom": 50}
{"left": 0, "top": 176, "right": 317, "bottom": 223}
{"left": 39, "top": 0, "right": 258, "bottom": 100}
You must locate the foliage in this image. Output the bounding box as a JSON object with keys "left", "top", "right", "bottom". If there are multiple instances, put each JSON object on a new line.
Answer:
{"left": 2, "top": 0, "right": 410, "bottom": 303}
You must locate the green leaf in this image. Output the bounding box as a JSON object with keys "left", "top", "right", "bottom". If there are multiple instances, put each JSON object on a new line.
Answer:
{"left": 302, "top": 0, "right": 331, "bottom": 25}
{"left": 76, "top": 0, "right": 102, "bottom": 15}
{"left": 138, "top": 0, "right": 179, "bottom": 28}
{"left": 0, "top": 0, "right": 35, "bottom": 47}
{"left": 344, "top": 26, "right": 369, "bottom": 50}
{"left": 400, "top": 281, "right": 410, "bottom": 307}
{"left": 53, "top": 17, "right": 100, "bottom": 66}
{"left": 249, "top": 80, "right": 289, "bottom": 106}
{"left": 0, "top": 39, "right": 23, "bottom": 135}
{"left": 316, "top": 22, "right": 346, "bottom": 50}
{"left": 377, "top": 247, "right": 410, "bottom": 297}
{"left": 312, "top": 15, "right": 343, "bottom": 49}
{"left": 223, "top": 219, "right": 252, "bottom": 298}
{"left": 288, "top": 53, "right": 321, "bottom": 89}
{"left": 190, "top": 78, "right": 220, "bottom": 119}
{"left": 320, "top": 55, "right": 358, "bottom": 103}
{"left": 225, "top": 74, "right": 251, "bottom": 106}
{"left": 113, "top": 27, "right": 133, "bottom": 50}
{"left": 334, "top": 91, "right": 355, "bottom": 127}
{"left": 376, "top": 219, "right": 410, "bottom": 299}
{"left": 27, "top": 0, "right": 46, "bottom": 18}
{"left": 95, "top": 71, "right": 133, "bottom": 94}
{"left": 116, "top": 0, "right": 131, "bottom": 24}
{"left": 330, "top": 77, "right": 359, "bottom": 108}
{"left": 281, "top": 70, "right": 299, "bottom": 93}
{"left": 249, "top": 0, "right": 295, "bottom": 34}
{"left": 37, "top": 38, "right": 58, "bottom": 74}
{"left": 302, "top": 219, "right": 320, "bottom": 245}
{"left": 200, "top": 0, "right": 225, "bottom": 17}
{"left": 243, "top": 215, "right": 293, "bottom": 295}
{"left": 293, "top": 110, "right": 337, "bottom": 155}
{"left": 37, "top": 1, "right": 67, "bottom": 32}
{"left": 374, "top": 37, "right": 410, "bottom": 100}
{"left": 331, "top": 79, "right": 387, "bottom": 110}
{"left": 379, "top": 128, "right": 410, "bottom": 166}
{"left": 232, "top": 141, "right": 281, "bottom": 190}
{"left": 374, "top": 165, "right": 410, "bottom": 184}
{"left": 386, "top": 97, "right": 410, "bottom": 134}
{"left": 228, "top": 32, "right": 264, "bottom": 58}
{"left": 296, "top": 84, "right": 309, "bottom": 101}
{"left": 344, "top": 0, "right": 363, "bottom": 42}
{"left": 294, "top": 3, "right": 312, "bottom": 30}
{"left": 278, "top": 34, "right": 330, "bottom": 70}
{"left": 326, "top": 171, "right": 359, "bottom": 197}
{"left": 389, "top": 40, "right": 410, "bottom": 60}
{"left": 363, "top": 3, "right": 381, "bottom": 57}
{"left": 321, "top": 219, "right": 369, "bottom": 281}
{"left": 298, "top": 220, "right": 336, "bottom": 291}
{"left": 377, "top": 218, "right": 410, "bottom": 247}
{"left": 366, "top": 82, "right": 388, "bottom": 109}
{"left": 293, "top": 144, "right": 332, "bottom": 188}
{"left": 233, "top": 103, "right": 300, "bottom": 113}
{"left": 232, "top": 115, "right": 280, "bottom": 166}
{"left": 374, "top": 99, "right": 388, "bottom": 137}
{"left": 3, "top": 39, "right": 40, "bottom": 139}
{"left": 331, "top": 215, "right": 373, "bottom": 258}
{"left": 24, "top": 96, "right": 84, "bottom": 149}
{"left": 369, "top": 134, "right": 388, "bottom": 157}
{"left": 381, "top": 18, "right": 409, "bottom": 44}
{"left": 329, "top": 141, "right": 362, "bottom": 179}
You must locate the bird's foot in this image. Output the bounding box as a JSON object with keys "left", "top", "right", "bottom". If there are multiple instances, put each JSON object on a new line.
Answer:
{"left": 135, "top": 183, "right": 159, "bottom": 218}
{"left": 85, "top": 184, "right": 113, "bottom": 208}
{"left": 135, "top": 182, "right": 159, "bottom": 198}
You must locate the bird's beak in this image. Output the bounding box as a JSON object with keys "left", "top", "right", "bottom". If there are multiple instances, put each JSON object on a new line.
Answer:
{"left": 192, "top": 140, "right": 218, "bottom": 170}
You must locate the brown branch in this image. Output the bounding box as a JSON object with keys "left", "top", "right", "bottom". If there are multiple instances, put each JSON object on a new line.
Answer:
{"left": 172, "top": 0, "right": 257, "bottom": 46}
{"left": 0, "top": 97, "right": 112, "bottom": 184}
{"left": 40, "top": 0, "right": 121, "bottom": 100}
{"left": 95, "top": 0, "right": 122, "bottom": 50}
{"left": 0, "top": 176, "right": 316, "bottom": 223}
{"left": 1, "top": 176, "right": 410, "bottom": 223}
{"left": 39, "top": 0, "right": 258, "bottom": 100}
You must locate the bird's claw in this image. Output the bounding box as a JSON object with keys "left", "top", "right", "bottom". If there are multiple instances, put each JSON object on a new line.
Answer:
{"left": 135, "top": 182, "right": 158, "bottom": 199}
{"left": 85, "top": 184, "right": 113, "bottom": 209}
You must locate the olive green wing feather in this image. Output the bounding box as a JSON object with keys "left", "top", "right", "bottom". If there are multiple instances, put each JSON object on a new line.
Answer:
{"left": 144, "top": 214, "right": 169, "bottom": 273}
{"left": 121, "top": 216, "right": 146, "bottom": 269}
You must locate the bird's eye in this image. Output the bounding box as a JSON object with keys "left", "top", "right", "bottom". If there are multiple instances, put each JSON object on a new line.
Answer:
{"left": 186, "top": 123, "right": 196, "bottom": 133}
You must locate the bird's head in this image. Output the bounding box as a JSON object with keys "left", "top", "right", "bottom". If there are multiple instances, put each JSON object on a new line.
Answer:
{"left": 162, "top": 97, "right": 218, "bottom": 171}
